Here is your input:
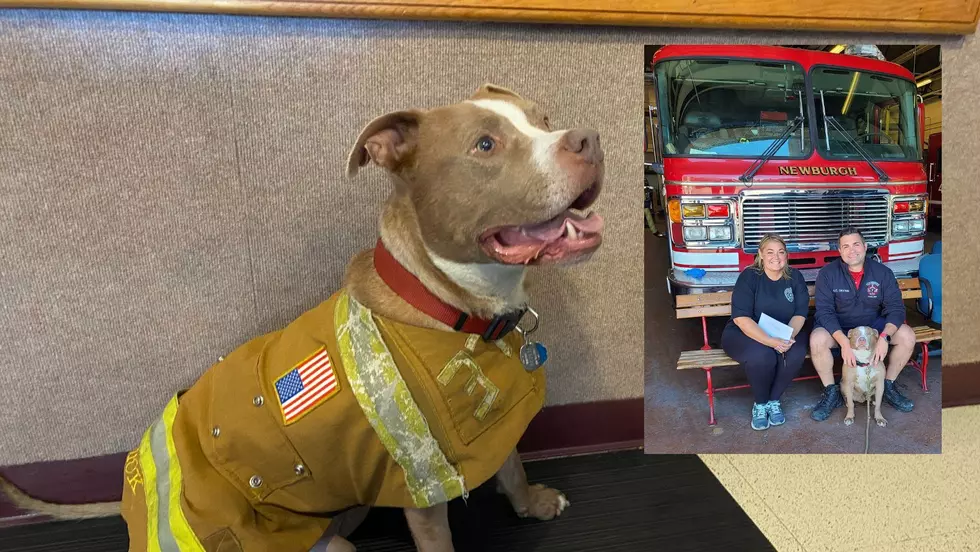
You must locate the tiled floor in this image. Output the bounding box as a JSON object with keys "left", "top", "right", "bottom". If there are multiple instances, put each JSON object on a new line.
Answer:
{"left": 700, "top": 404, "right": 980, "bottom": 552}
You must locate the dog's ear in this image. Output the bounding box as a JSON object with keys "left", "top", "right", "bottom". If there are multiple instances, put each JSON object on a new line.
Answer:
{"left": 847, "top": 327, "right": 858, "bottom": 342}
{"left": 870, "top": 328, "right": 880, "bottom": 340}
{"left": 346, "top": 110, "right": 422, "bottom": 178}
{"left": 470, "top": 83, "right": 524, "bottom": 101}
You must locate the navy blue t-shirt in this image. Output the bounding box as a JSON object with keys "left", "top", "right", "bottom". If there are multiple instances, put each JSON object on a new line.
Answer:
{"left": 728, "top": 267, "right": 810, "bottom": 328}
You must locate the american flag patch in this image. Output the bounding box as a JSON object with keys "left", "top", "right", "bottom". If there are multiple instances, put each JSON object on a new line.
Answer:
{"left": 274, "top": 346, "right": 339, "bottom": 425}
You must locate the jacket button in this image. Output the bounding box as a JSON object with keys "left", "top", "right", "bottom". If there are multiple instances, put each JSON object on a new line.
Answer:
{"left": 253, "top": 395, "right": 264, "bottom": 407}
{"left": 211, "top": 427, "right": 221, "bottom": 438}
{"left": 249, "top": 475, "right": 263, "bottom": 488}
{"left": 218, "top": 356, "right": 225, "bottom": 362}
{"left": 294, "top": 464, "right": 306, "bottom": 476}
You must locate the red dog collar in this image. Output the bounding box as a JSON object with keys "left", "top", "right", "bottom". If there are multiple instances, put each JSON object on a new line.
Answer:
{"left": 372, "top": 239, "right": 526, "bottom": 341}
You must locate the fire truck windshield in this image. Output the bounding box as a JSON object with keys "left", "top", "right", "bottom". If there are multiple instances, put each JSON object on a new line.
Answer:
{"left": 655, "top": 58, "right": 810, "bottom": 158}
{"left": 812, "top": 66, "right": 920, "bottom": 162}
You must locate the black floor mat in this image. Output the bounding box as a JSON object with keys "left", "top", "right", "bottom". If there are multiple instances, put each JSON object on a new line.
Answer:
{"left": 0, "top": 515, "right": 129, "bottom": 552}
{"left": 0, "top": 451, "right": 774, "bottom": 552}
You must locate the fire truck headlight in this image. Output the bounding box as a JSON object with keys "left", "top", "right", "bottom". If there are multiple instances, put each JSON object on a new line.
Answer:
{"left": 708, "top": 226, "right": 733, "bottom": 241}
{"left": 909, "top": 219, "right": 925, "bottom": 233}
{"left": 683, "top": 226, "right": 708, "bottom": 242}
{"left": 893, "top": 220, "right": 910, "bottom": 234}
{"left": 682, "top": 204, "right": 705, "bottom": 218}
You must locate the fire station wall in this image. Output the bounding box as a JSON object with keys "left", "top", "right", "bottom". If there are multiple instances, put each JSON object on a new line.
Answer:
{"left": 0, "top": 9, "right": 975, "bottom": 465}
{"left": 924, "top": 100, "right": 943, "bottom": 136}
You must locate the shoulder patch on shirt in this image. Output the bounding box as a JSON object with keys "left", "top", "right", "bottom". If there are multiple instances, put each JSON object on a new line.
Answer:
{"left": 784, "top": 287, "right": 794, "bottom": 302}
{"left": 274, "top": 346, "right": 339, "bottom": 425}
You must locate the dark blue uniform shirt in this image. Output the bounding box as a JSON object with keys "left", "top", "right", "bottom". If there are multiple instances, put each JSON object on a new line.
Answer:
{"left": 728, "top": 266, "right": 810, "bottom": 329}
{"left": 813, "top": 258, "right": 906, "bottom": 336}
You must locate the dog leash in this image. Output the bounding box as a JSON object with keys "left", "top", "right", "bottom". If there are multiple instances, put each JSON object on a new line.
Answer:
{"left": 865, "top": 389, "right": 872, "bottom": 454}
{"left": 856, "top": 359, "right": 873, "bottom": 454}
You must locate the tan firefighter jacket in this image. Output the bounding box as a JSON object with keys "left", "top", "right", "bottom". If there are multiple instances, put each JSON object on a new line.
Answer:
{"left": 121, "top": 289, "right": 546, "bottom": 552}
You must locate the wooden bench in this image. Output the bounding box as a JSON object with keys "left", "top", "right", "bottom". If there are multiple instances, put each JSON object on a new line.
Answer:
{"left": 675, "top": 278, "right": 925, "bottom": 320}
{"left": 673, "top": 278, "right": 943, "bottom": 425}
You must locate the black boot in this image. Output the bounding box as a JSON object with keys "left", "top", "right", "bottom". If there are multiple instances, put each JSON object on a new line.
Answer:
{"left": 883, "top": 379, "right": 914, "bottom": 412}
{"left": 811, "top": 383, "right": 843, "bottom": 421}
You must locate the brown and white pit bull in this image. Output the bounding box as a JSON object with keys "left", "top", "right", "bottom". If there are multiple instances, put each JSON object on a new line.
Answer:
{"left": 842, "top": 326, "right": 887, "bottom": 428}
{"left": 0, "top": 83, "right": 604, "bottom": 552}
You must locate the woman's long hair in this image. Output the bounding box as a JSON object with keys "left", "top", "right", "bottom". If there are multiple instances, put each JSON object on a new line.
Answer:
{"left": 751, "top": 233, "right": 792, "bottom": 280}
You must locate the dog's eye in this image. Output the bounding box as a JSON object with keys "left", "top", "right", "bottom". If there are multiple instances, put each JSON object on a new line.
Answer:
{"left": 475, "top": 136, "right": 495, "bottom": 153}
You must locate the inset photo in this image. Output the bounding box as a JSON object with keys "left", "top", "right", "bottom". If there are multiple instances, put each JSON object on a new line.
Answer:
{"left": 643, "top": 44, "right": 943, "bottom": 454}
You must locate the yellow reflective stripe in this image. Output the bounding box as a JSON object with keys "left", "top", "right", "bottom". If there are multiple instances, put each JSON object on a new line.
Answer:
{"left": 161, "top": 396, "right": 205, "bottom": 551}
{"left": 137, "top": 420, "right": 163, "bottom": 552}
{"left": 334, "top": 291, "right": 466, "bottom": 508}
{"left": 136, "top": 395, "right": 204, "bottom": 552}
{"left": 149, "top": 419, "right": 179, "bottom": 552}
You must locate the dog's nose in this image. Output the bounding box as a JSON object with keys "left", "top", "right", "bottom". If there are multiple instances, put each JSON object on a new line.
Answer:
{"left": 562, "top": 128, "right": 603, "bottom": 165}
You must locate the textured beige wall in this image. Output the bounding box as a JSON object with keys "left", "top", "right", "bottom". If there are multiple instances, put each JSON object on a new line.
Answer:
{"left": 0, "top": 8, "right": 975, "bottom": 465}
{"left": 0, "top": 9, "right": 646, "bottom": 465}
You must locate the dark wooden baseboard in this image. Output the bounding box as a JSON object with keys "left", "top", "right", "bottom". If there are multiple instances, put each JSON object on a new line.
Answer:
{"left": 943, "top": 361, "right": 980, "bottom": 408}
{"left": 517, "top": 398, "right": 644, "bottom": 460}
{"left": 0, "top": 397, "right": 643, "bottom": 524}
{"left": 0, "top": 452, "right": 128, "bottom": 524}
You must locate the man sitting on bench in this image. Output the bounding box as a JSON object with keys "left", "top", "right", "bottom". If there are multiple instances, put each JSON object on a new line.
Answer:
{"left": 810, "top": 227, "right": 917, "bottom": 422}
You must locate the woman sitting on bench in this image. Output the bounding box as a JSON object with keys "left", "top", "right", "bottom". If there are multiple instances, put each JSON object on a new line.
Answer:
{"left": 721, "top": 234, "right": 810, "bottom": 430}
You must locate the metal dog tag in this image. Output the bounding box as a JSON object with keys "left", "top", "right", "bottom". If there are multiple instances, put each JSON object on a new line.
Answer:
{"left": 515, "top": 306, "right": 548, "bottom": 372}
{"left": 520, "top": 341, "right": 548, "bottom": 371}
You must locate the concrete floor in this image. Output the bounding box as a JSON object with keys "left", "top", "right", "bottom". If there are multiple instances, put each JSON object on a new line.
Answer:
{"left": 644, "top": 229, "right": 943, "bottom": 454}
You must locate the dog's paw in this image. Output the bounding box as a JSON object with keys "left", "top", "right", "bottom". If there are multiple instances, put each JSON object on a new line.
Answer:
{"left": 521, "top": 484, "right": 569, "bottom": 521}
{"left": 876, "top": 416, "right": 887, "bottom": 427}
{"left": 844, "top": 416, "right": 854, "bottom": 426}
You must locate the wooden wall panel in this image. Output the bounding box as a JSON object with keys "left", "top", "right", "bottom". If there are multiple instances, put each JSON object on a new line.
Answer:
{"left": 2, "top": 0, "right": 979, "bottom": 35}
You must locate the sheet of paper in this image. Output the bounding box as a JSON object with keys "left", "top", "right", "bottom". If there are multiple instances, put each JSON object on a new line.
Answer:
{"left": 758, "top": 312, "right": 793, "bottom": 341}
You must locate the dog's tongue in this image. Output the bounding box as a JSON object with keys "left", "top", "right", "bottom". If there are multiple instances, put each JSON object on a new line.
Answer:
{"left": 496, "top": 217, "right": 564, "bottom": 246}
{"left": 497, "top": 211, "right": 603, "bottom": 246}
{"left": 488, "top": 210, "right": 604, "bottom": 264}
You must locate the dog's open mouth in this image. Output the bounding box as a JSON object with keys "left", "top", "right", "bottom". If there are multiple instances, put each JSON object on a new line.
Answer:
{"left": 479, "top": 184, "right": 604, "bottom": 265}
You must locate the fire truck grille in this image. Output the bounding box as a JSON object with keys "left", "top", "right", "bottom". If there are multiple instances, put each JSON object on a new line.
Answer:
{"left": 741, "top": 194, "right": 890, "bottom": 251}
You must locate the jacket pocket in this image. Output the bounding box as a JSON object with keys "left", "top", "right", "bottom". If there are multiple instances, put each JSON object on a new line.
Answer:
{"left": 206, "top": 351, "right": 308, "bottom": 502}
{"left": 435, "top": 337, "right": 537, "bottom": 446}
{"left": 200, "top": 528, "right": 243, "bottom": 552}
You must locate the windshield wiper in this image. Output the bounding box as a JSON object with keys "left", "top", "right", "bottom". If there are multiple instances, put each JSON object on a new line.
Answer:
{"left": 823, "top": 116, "right": 890, "bottom": 182}
{"left": 818, "top": 89, "right": 889, "bottom": 182}
{"left": 739, "top": 115, "right": 804, "bottom": 183}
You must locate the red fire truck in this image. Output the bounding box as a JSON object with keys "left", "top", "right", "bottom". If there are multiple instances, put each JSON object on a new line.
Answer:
{"left": 650, "top": 45, "right": 929, "bottom": 299}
